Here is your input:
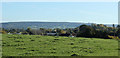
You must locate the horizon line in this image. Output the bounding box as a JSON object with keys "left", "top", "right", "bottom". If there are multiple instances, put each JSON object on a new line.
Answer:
{"left": 0, "top": 21, "right": 118, "bottom": 24}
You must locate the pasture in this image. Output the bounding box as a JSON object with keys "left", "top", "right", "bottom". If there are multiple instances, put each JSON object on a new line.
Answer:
{"left": 2, "top": 34, "right": 118, "bottom": 56}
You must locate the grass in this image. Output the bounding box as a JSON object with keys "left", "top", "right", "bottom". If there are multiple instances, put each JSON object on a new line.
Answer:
{"left": 2, "top": 34, "right": 118, "bottom": 56}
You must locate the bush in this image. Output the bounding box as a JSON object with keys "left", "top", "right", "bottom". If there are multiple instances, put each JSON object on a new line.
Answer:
{"left": 108, "top": 35, "right": 119, "bottom": 40}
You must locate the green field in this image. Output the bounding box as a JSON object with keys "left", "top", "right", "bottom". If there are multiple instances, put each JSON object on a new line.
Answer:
{"left": 2, "top": 34, "right": 118, "bottom": 56}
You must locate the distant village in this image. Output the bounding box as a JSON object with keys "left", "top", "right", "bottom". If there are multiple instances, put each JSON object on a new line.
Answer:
{"left": 7, "top": 30, "right": 76, "bottom": 37}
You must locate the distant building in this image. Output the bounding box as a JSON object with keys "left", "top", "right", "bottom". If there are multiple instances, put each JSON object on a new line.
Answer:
{"left": 16, "top": 33, "right": 22, "bottom": 35}
{"left": 8, "top": 32, "right": 22, "bottom": 35}
{"left": 8, "top": 33, "right": 13, "bottom": 34}
{"left": 69, "top": 33, "right": 76, "bottom": 37}
{"left": 47, "top": 33, "right": 57, "bottom": 36}
{"left": 70, "top": 35, "right": 75, "bottom": 37}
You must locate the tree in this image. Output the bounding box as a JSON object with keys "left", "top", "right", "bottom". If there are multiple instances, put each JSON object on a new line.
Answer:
{"left": 117, "top": 25, "right": 120, "bottom": 28}
{"left": 77, "top": 25, "right": 95, "bottom": 37}
{"left": 112, "top": 24, "right": 116, "bottom": 37}
{"left": 9, "top": 29, "right": 17, "bottom": 33}
{"left": 1, "top": 28, "right": 8, "bottom": 33}
{"left": 60, "top": 30, "right": 66, "bottom": 34}
{"left": 73, "top": 27, "right": 79, "bottom": 33}
{"left": 117, "top": 28, "right": 120, "bottom": 37}
{"left": 0, "top": 30, "right": 6, "bottom": 34}
{"left": 54, "top": 28, "right": 61, "bottom": 33}
{"left": 26, "top": 27, "right": 32, "bottom": 35}
{"left": 31, "top": 29, "right": 42, "bottom": 35}
{"left": 95, "top": 30, "right": 109, "bottom": 39}
{"left": 113, "top": 24, "right": 115, "bottom": 28}
{"left": 40, "top": 28, "right": 46, "bottom": 35}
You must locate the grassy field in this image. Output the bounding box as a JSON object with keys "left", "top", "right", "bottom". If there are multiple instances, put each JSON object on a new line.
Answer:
{"left": 2, "top": 34, "right": 118, "bottom": 56}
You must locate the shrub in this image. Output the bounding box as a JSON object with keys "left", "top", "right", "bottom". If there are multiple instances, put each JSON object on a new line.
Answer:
{"left": 108, "top": 35, "right": 119, "bottom": 40}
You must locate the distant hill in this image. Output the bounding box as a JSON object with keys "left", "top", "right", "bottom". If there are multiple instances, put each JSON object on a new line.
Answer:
{"left": 0, "top": 22, "right": 117, "bottom": 29}
{"left": 0, "top": 22, "right": 91, "bottom": 29}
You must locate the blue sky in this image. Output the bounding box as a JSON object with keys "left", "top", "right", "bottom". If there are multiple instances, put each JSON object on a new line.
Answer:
{"left": 2, "top": 2, "right": 118, "bottom": 24}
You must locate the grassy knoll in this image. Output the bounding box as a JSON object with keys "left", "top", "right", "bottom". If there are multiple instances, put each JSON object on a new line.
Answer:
{"left": 2, "top": 34, "right": 118, "bottom": 56}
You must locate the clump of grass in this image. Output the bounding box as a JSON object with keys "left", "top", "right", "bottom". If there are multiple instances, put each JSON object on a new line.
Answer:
{"left": 71, "top": 54, "right": 79, "bottom": 56}
{"left": 16, "top": 47, "right": 26, "bottom": 49}
{"left": 54, "top": 39, "right": 59, "bottom": 40}
{"left": 31, "top": 40, "right": 35, "bottom": 41}
{"left": 51, "top": 52, "right": 56, "bottom": 53}
{"left": 70, "top": 43, "right": 74, "bottom": 45}
{"left": 36, "top": 36, "right": 40, "bottom": 38}
{"left": 52, "top": 41, "right": 56, "bottom": 42}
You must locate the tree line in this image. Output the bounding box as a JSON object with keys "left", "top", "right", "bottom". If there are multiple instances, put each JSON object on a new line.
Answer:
{"left": 1, "top": 24, "right": 120, "bottom": 39}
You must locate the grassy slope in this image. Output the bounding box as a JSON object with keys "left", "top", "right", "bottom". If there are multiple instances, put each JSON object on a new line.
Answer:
{"left": 2, "top": 34, "right": 118, "bottom": 56}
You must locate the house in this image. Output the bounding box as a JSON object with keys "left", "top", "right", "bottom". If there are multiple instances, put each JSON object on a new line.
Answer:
{"left": 47, "top": 33, "right": 57, "bottom": 36}
{"left": 16, "top": 33, "right": 22, "bottom": 35}
{"left": 69, "top": 33, "right": 76, "bottom": 37}
{"left": 70, "top": 35, "right": 75, "bottom": 37}
{"left": 8, "top": 33, "right": 13, "bottom": 34}
{"left": 8, "top": 32, "right": 22, "bottom": 35}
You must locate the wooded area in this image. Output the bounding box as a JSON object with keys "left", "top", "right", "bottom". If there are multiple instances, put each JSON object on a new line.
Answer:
{"left": 1, "top": 24, "right": 120, "bottom": 39}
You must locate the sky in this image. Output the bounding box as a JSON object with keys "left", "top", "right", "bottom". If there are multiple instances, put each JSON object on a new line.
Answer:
{"left": 2, "top": 2, "right": 118, "bottom": 24}
{"left": 2, "top": 0, "right": 119, "bottom": 2}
